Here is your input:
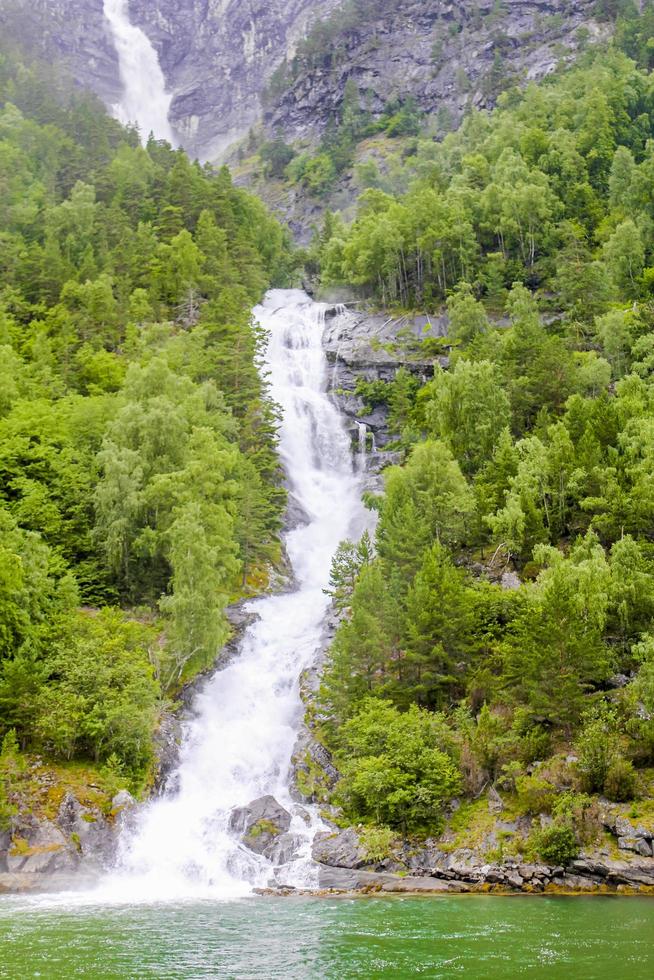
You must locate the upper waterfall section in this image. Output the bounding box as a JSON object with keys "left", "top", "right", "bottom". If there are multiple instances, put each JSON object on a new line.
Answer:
{"left": 5, "top": 1, "right": 607, "bottom": 165}
{"left": 103, "top": 0, "right": 175, "bottom": 145}
{"left": 124, "top": 0, "right": 342, "bottom": 161}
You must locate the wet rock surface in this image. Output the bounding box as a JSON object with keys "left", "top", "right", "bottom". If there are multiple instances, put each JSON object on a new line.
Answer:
{"left": 0, "top": 789, "right": 137, "bottom": 892}
{"left": 322, "top": 305, "right": 446, "bottom": 451}
{"left": 229, "top": 795, "right": 293, "bottom": 857}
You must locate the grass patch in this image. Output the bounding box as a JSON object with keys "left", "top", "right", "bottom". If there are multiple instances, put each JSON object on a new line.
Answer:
{"left": 246, "top": 819, "right": 280, "bottom": 840}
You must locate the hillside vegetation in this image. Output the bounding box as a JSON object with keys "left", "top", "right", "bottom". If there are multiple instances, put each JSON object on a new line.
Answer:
{"left": 0, "top": 46, "right": 293, "bottom": 815}
{"left": 313, "top": 47, "right": 654, "bottom": 855}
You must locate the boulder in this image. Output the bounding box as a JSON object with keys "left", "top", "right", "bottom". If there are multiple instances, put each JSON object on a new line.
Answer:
{"left": 111, "top": 790, "right": 139, "bottom": 838}
{"left": 613, "top": 816, "right": 653, "bottom": 842}
{"left": 312, "top": 827, "right": 368, "bottom": 869}
{"left": 316, "top": 865, "right": 360, "bottom": 890}
{"left": 618, "top": 836, "right": 653, "bottom": 857}
{"left": 229, "top": 795, "right": 292, "bottom": 856}
{"left": 559, "top": 873, "right": 599, "bottom": 891}
{"left": 500, "top": 571, "right": 522, "bottom": 591}
{"left": 263, "top": 832, "right": 303, "bottom": 865}
{"left": 571, "top": 855, "right": 654, "bottom": 887}
{"left": 56, "top": 793, "right": 114, "bottom": 868}
{"left": 518, "top": 863, "right": 551, "bottom": 882}
{"left": 504, "top": 869, "right": 525, "bottom": 889}
{"left": 377, "top": 875, "right": 464, "bottom": 893}
{"left": 435, "top": 848, "right": 487, "bottom": 883}
{"left": 404, "top": 841, "right": 445, "bottom": 874}
{"left": 316, "top": 864, "right": 470, "bottom": 893}
{"left": 6, "top": 820, "right": 78, "bottom": 875}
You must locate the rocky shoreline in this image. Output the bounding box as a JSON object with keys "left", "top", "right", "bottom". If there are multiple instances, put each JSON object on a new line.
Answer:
{"left": 6, "top": 791, "right": 652, "bottom": 899}
{"left": 306, "top": 823, "right": 654, "bottom": 897}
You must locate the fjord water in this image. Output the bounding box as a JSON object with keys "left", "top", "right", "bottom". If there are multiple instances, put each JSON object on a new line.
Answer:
{"left": 103, "top": 0, "right": 175, "bottom": 144}
{"left": 95, "top": 291, "right": 367, "bottom": 899}
{"left": 2, "top": 895, "right": 654, "bottom": 979}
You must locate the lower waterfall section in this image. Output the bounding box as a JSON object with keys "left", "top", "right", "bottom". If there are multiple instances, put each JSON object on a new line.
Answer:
{"left": 100, "top": 290, "right": 367, "bottom": 900}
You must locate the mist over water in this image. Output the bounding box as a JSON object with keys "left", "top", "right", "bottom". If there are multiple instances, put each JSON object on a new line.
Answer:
{"left": 96, "top": 291, "right": 367, "bottom": 900}
{"left": 103, "top": 0, "right": 175, "bottom": 144}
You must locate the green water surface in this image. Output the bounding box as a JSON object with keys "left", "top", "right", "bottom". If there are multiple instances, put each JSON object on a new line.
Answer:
{"left": 1, "top": 894, "right": 653, "bottom": 979}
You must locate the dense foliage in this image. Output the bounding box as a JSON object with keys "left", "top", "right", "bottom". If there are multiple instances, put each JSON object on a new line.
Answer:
{"left": 0, "top": 48, "right": 293, "bottom": 784}
{"left": 318, "top": 47, "right": 654, "bottom": 834}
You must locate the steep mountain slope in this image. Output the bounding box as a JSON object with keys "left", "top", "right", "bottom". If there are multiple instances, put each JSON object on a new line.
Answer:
{"left": 0, "top": 0, "right": 342, "bottom": 159}
{"left": 0, "top": 0, "right": 121, "bottom": 105}
{"left": 1, "top": 0, "right": 610, "bottom": 163}
{"left": 129, "top": 0, "right": 342, "bottom": 159}
{"left": 265, "top": 0, "right": 607, "bottom": 148}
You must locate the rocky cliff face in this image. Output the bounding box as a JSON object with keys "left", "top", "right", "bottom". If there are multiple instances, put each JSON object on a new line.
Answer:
{"left": 0, "top": 0, "right": 121, "bottom": 105}
{"left": 0, "top": 789, "right": 136, "bottom": 895}
{"left": 265, "top": 0, "right": 606, "bottom": 148}
{"left": 2, "top": 1, "right": 609, "bottom": 163}
{"left": 129, "top": 0, "right": 342, "bottom": 160}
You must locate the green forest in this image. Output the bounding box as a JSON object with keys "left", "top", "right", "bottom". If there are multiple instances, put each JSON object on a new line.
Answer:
{"left": 311, "top": 43, "right": 654, "bottom": 855}
{"left": 0, "top": 44, "right": 294, "bottom": 812}
{"left": 4, "top": 0, "right": 654, "bottom": 876}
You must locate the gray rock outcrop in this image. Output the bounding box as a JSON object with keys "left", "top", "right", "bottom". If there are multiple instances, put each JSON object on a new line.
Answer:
{"left": 0, "top": 0, "right": 121, "bottom": 105}
{"left": 5, "top": 819, "right": 77, "bottom": 876}
{"left": 0, "top": 789, "right": 138, "bottom": 893}
{"left": 308, "top": 805, "right": 654, "bottom": 895}
{"left": 322, "top": 305, "right": 445, "bottom": 450}
{"left": 267, "top": 0, "right": 605, "bottom": 150}
{"left": 229, "top": 795, "right": 293, "bottom": 858}
{"left": 3, "top": 1, "right": 611, "bottom": 168}
{"left": 312, "top": 827, "right": 369, "bottom": 869}
{"left": 56, "top": 792, "right": 115, "bottom": 869}
{"left": 129, "top": 0, "right": 341, "bottom": 160}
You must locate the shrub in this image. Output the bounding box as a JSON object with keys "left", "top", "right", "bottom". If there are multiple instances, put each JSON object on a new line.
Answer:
{"left": 604, "top": 756, "right": 638, "bottom": 802}
{"left": 515, "top": 774, "right": 556, "bottom": 815}
{"left": 0, "top": 730, "right": 23, "bottom": 831}
{"left": 531, "top": 821, "right": 578, "bottom": 866}
{"left": 360, "top": 826, "right": 397, "bottom": 864}
{"left": 576, "top": 710, "right": 617, "bottom": 793}
{"left": 552, "top": 792, "right": 602, "bottom": 848}
{"left": 497, "top": 760, "right": 524, "bottom": 792}
{"left": 334, "top": 699, "right": 461, "bottom": 833}
{"left": 0, "top": 781, "right": 13, "bottom": 832}
{"left": 260, "top": 138, "right": 296, "bottom": 178}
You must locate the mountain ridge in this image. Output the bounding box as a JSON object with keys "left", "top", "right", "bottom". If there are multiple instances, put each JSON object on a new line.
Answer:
{"left": 1, "top": 0, "right": 611, "bottom": 163}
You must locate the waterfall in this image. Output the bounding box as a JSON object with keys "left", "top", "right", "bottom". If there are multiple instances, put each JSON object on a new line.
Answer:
{"left": 103, "top": 0, "right": 175, "bottom": 145}
{"left": 356, "top": 421, "right": 368, "bottom": 471}
{"left": 100, "top": 291, "right": 369, "bottom": 901}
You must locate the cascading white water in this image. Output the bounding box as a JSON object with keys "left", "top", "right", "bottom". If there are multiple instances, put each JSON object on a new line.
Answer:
{"left": 100, "top": 290, "right": 368, "bottom": 901}
{"left": 356, "top": 421, "right": 368, "bottom": 471}
{"left": 103, "top": 0, "right": 175, "bottom": 145}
